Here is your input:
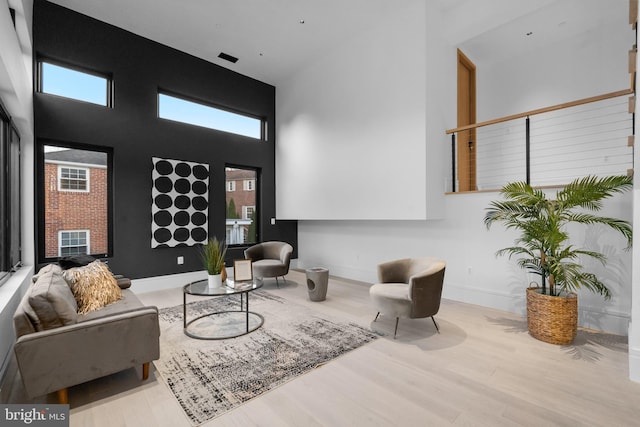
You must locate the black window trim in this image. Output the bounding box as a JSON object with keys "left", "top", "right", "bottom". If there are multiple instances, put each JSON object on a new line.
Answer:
{"left": 0, "top": 98, "right": 21, "bottom": 287}
{"left": 37, "top": 57, "right": 114, "bottom": 108}
{"left": 36, "top": 140, "right": 114, "bottom": 265}
{"left": 225, "top": 163, "right": 261, "bottom": 248}
{"left": 157, "top": 89, "right": 266, "bottom": 141}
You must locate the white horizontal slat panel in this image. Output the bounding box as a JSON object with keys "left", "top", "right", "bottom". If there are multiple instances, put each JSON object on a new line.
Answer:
{"left": 470, "top": 96, "right": 632, "bottom": 190}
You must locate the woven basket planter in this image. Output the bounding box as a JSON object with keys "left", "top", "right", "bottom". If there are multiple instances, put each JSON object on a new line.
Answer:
{"left": 526, "top": 287, "right": 577, "bottom": 345}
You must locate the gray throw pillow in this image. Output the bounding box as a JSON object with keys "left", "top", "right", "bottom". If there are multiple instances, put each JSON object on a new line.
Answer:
{"left": 28, "top": 265, "right": 78, "bottom": 331}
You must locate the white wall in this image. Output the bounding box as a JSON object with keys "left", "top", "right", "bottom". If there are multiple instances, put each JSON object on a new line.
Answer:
{"left": 296, "top": 189, "right": 632, "bottom": 335}
{"left": 473, "top": 12, "right": 633, "bottom": 122}
{"left": 276, "top": 0, "right": 429, "bottom": 220}
{"left": 276, "top": 0, "right": 635, "bottom": 337}
{"left": 629, "top": 3, "right": 640, "bottom": 383}
{"left": 466, "top": 0, "right": 633, "bottom": 191}
{"left": 0, "top": 0, "right": 35, "bottom": 382}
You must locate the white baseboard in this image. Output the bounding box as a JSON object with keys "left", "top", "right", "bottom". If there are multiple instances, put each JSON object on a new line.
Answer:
{"left": 443, "top": 283, "right": 630, "bottom": 336}
{"left": 630, "top": 347, "right": 640, "bottom": 383}
{"left": 131, "top": 270, "right": 208, "bottom": 294}
{"left": 629, "top": 322, "right": 640, "bottom": 383}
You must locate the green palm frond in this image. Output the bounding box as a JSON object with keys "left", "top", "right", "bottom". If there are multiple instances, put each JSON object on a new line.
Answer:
{"left": 564, "top": 213, "right": 632, "bottom": 248}
{"left": 485, "top": 175, "right": 632, "bottom": 299}
{"left": 557, "top": 175, "right": 633, "bottom": 211}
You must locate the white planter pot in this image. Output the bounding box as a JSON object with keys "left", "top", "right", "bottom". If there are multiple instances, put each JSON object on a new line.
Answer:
{"left": 207, "top": 274, "right": 223, "bottom": 289}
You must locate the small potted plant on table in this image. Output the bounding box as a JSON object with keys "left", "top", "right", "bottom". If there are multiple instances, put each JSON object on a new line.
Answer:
{"left": 201, "top": 237, "right": 227, "bottom": 288}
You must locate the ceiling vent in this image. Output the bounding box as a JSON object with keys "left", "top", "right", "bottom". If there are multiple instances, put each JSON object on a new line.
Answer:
{"left": 218, "top": 52, "right": 238, "bottom": 63}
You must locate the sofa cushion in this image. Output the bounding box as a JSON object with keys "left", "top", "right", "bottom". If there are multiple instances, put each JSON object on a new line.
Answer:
{"left": 58, "top": 254, "right": 98, "bottom": 270}
{"left": 27, "top": 264, "right": 78, "bottom": 331}
{"left": 77, "top": 289, "right": 144, "bottom": 322}
{"left": 63, "top": 260, "right": 122, "bottom": 314}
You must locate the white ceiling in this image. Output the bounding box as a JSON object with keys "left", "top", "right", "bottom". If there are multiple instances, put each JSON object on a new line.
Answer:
{"left": 46, "top": 0, "right": 626, "bottom": 86}
{"left": 47, "top": 0, "right": 402, "bottom": 86}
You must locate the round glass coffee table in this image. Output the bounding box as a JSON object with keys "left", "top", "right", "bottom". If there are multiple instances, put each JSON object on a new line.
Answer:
{"left": 183, "top": 279, "right": 264, "bottom": 340}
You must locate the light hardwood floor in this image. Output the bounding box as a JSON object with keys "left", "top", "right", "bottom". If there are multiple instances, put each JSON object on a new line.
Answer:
{"left": 4, "top": 270, "right": 640, "bottom": 426}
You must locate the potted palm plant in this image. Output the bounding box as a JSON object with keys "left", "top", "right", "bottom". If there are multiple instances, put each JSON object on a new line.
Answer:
{"left": 201, "top": 237, "right": 227, "bottom": 288}
{"left": 484, "top": 175, "right": 632, "bottom": 344}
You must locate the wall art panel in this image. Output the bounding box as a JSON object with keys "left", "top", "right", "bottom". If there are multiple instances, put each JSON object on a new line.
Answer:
{"left": 151, "top": 157, "right": 209, "bottom": 248}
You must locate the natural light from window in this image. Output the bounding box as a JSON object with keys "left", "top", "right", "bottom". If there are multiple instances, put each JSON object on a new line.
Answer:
{"left": 41, "top": 62, "right": 109, "bottom": 106}
{"left": 159, "top": 93, "right": 262, "bottom": 139}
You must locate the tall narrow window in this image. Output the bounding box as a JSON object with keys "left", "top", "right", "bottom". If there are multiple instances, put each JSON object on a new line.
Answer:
{"left": 225, "top": 166, "right": 258, "bottom": 245}
{"left": 39, "top": 61, "right": 110, "bottom": 106}
{"left": 159, "top": 93, "right": 263, "bottom": 139}
{"left": 0, "top": 102, "right": 21, "bottom": 286}
{"left": 243, "top": 179, "right": 255, "bottom": 191}
{"left": 41, "top": 145, "right": 112, "bottom": 260}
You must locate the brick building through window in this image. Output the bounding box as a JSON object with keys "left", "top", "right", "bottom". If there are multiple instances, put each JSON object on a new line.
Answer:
{"left": 44, "top": 147, "right": 108, "bottom": 258}
{"left": 225, "top": 167, "right": 257, "bottom": 244}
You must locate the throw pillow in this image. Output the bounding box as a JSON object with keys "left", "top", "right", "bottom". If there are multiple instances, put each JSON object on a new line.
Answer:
{"left": 58, "top": 254, "right": 97, "bottom": 270}
{"left": 28, "top": 264, "right": 78, "bottom": 330}
{"left": 63, "top": 260, "right": 122, "bottom": 314}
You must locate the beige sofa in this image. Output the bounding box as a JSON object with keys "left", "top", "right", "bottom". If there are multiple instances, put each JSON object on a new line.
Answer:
{"left": 13, "top": 264, "right": 160, "bottom": 403}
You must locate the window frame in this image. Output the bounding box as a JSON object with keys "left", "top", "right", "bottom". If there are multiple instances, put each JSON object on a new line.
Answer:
{"left": 0, "top": 100, "right": 21, "bottom": 287}
{"left": 37, "top": 141, "right": 114, "bottom": 263}
{"left": 158, "top": 90, "right": 265, "bottom": 140}
{"left": 243, "top": 205, "right": 256, "bottom": 220}
{"left": 58, "top": 229, "right": 90, "bottom": 257}
{"left": 227, "top": 180, "right": 236, "bottom": 192}
{"left": 225, "top": 165, "right": 260, "bottom": 247}
{"left": 58, "top": 165, "right": 90, "bottom": 192}
{"left": 243, "top": 179, "right": 255, "bottom": 191}
{"left": 37, "top": 59, "right": 113, "bottom": 107}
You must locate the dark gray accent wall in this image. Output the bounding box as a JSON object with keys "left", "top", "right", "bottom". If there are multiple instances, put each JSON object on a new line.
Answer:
{"left": 33, "top": 0, "right": 297, "bottom": 279}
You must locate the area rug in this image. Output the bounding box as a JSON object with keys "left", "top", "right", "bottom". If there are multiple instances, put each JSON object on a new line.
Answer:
{"left": 154, "top": 290, "right": 378, "bottom": 425}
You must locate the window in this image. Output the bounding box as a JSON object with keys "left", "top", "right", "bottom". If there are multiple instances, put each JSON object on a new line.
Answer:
{"left": 227, "top": 180, "right": 236, "bottom": 192}
{"left": 243, "top": 179, "right": 255, "bottom": 191}
{"left": 0, "top": 102, "right": 21, "bottom": 286}
{"left": 40, "top": 144, "right": 112, "bottom": 260}
{"left": 39, "top": 61, "right": 110, "bottom": 106}
{"left": 59, "top": 166, "right": 89, "bottom": 191}
{"left": 225, "top": 166, "right": 258, "bottom": 245}
{"left": 59, "top": 230, "right": 89, "bottom": 256}
{"left": 243, "top": 206, "right": 255, "bottom": 220}
{"left": 158, "top": 93, "right": 263, "bottom": 139}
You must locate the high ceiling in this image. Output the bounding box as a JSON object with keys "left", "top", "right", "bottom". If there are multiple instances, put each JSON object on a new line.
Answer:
{"left": 46, "top": 0, "right": 627, "bottom": 86}
{"left": 47, "top": 0, "right": 401, "bottom": 86}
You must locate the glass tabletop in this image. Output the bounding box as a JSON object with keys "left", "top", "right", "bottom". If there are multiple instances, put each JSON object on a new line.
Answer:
{"left": 183, "top": 278, "right": 262, "bottom": 296}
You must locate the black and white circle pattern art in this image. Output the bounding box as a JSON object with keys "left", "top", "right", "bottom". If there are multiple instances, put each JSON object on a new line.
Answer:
{"left": 151, "top": 157, "right": 209, "bottom": 248}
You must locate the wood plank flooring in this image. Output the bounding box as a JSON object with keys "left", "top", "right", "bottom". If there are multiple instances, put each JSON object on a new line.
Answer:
{"left": 3, "top": 270, "right": 640, "bottom": 426}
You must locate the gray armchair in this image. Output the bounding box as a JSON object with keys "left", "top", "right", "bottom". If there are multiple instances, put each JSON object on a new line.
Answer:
{"left": 244, "top": 241, "right": 293, "bottom": 287}
{"left": 369, "top": 257, "right": 446, "bottom": 338}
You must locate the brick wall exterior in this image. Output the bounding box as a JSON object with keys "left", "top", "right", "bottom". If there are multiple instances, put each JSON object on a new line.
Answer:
{"left": 225, "top": 183, "right": 256, "bottom": 218}
{"left": 44, "top": 163, "right": 108, "bottom": 257}
{"left": 225, "top": 169, "right": 256, "bottom": 219}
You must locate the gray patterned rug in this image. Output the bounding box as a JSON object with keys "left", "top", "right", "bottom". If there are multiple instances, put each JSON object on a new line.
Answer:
{"left": 155, "top": 290, "right": 378, "bottom": 425}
